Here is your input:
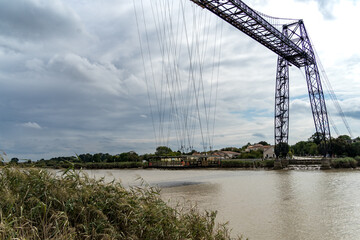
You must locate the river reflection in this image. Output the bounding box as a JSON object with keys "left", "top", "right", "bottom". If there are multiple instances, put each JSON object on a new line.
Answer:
{"left": 77, "top": 169, "right": 360, "bottom": 240}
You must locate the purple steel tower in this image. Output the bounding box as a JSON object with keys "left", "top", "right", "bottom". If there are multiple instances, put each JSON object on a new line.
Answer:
{"left": 190, "top": 0, "right": 331, "bottom": 157}
{"left": 274, "top": 26, "right": 290, "bottom": 158}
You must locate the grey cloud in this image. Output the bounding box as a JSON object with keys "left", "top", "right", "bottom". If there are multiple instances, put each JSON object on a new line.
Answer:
{"left": 46, "top": 53, "right": 132, "bottom": 96}
{"left": 343, "top": 111, "right": 360, "bottom": 120}
{"left": 253, "top": 133, "right": 266, "bottom": 139}
{"left": 0, "top": 0, "right": 83, "bottom": 41}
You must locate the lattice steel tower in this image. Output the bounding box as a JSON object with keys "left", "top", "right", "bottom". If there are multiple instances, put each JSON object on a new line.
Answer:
{"left": 190, "top": 0, "right": 331, "bottom": 157}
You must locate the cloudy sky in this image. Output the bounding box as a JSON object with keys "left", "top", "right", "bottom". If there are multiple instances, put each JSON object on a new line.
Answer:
{"left": 0, "top": 0, "right": 359, "bottom": 160}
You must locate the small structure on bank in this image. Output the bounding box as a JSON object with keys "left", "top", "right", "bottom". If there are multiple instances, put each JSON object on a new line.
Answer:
{"left": 263, "top": 146, "right": 275, "bottom": 159}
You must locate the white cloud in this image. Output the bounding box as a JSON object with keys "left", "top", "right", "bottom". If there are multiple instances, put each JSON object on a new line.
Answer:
{"left": 21, "top": 122, "right": 42, "bottom": 129}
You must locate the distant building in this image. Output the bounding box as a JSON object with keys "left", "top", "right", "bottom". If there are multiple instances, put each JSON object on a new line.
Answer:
{"left": 161, "top": 156, "right": 182, "bottom": 162}
{"left": 212, "top": 151, "right": 240, "bottom": 159}
{"left": 245, "top": 144, "right": 270, "bottom": 152}
{"left": 263, "top": 146, "right": 275, "bottom": 159}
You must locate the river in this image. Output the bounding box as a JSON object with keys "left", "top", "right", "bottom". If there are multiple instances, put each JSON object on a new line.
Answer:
{"left": 80, "top": 169, "right": 360, "bottom": 240}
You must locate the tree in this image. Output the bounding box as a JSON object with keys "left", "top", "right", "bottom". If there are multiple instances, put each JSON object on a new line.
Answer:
{"left": 10, "top": 158, "right": 19, "bottom": 164}
{"left": 331, "top": 136, "right": 351, "bottom": 157}
{"left": 349, "top": 142, "right": 360, "bottom": 157}
{"left": 308, "top": 132, "right": 322, "bottom": 145}
{"left": 338, "top": 135, "right": 352, "bottom": 142}
{"left": 240, "top": 143, "right": 251, "bottom": 151}
{"left": 309, "top": 143, "right": 319, "bottom": 156}
{"left": 221, "top": 147, "right": 240, "bottom": 152}
{"left": 258, "top": 141, "right": 269, "bottom": 146}
{"left": 93, "top": 153, "right": 101, "bottom": 162}
{"left": 155, "top": 146, "right": 173, "bottom": 156}
{"left": 275, "top": 142, "right": 289, "bottom": 158}
{"left": 291, "top": 141, "right": 307, "bottom": 156}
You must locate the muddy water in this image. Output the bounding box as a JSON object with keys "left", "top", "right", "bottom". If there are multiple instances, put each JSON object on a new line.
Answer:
{"left": 79, "top": 169, "right": 360, "bottom": 240}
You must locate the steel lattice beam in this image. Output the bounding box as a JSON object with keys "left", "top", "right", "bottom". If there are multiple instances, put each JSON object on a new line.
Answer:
{"left": 296, "top": 21, "right": 331, "bottom": 155}
{"left": 190, "top": 0, "right": 313, "bottom": 68}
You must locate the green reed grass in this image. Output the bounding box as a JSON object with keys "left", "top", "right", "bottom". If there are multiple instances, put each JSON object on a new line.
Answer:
{"left": 0, "top": 168, "right": 242, "bottom": 240}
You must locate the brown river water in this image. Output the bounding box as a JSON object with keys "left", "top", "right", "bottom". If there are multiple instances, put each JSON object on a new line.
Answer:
{"left": 68, "top": 169, "right": 360, "bottom": 240}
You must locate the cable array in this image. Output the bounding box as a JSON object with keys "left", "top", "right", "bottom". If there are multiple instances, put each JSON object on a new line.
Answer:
{"left": 298, "top": 38, "right": 353, "bottom": 139}
{"left": 313, "top": 46, "right": 353, "bottom": 138}
{"left": 254, "top": 10, "right": 299, "bottom": 32}
{"left": 133, "top": 0, "right": 223, "bottom": 153}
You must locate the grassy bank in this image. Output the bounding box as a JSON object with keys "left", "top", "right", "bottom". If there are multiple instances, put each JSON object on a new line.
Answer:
{"left": 331, "top": 157, "right": 358, "bottom": 168}
{"left": 32, "top": 161, "right": 145, "bottom": 169}
{"left": 220, "top": 160, "right": 274, "bottom": 168}
{"left": 0, "top": 168, "right": 242, "bottom": 240}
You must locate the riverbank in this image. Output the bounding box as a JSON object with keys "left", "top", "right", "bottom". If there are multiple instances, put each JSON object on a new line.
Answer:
{"left": 0, "top": 167, "right": 242, "bottom": 240}
{"left": 3, "top": 157, "right": 359, "bottom": 170}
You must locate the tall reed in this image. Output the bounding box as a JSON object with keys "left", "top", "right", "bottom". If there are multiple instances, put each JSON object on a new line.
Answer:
{"left": 0, "top": 168, "right": 242, "bottom": 240}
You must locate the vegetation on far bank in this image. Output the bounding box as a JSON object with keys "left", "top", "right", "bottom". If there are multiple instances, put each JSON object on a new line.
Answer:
{"left": 2, "top": 133, "right": 360, "bottom": 169}
{"left": 220, "top": 159, "right": 274, "bottom": 168}
{"left": 0, "top": 167, "right": 242, "bottom": 240}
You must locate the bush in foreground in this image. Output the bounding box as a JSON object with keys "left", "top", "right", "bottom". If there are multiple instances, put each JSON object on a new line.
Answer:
{"left": 0, "top": 168, "right": 241, "bottom": 240}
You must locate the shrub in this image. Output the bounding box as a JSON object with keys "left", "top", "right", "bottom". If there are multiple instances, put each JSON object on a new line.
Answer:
{"left": 261, "top": 160, "right": 275, "bottom": 168}
{"left": 221, "top": 160, "right": 256, "bottom": 168}
{"left": 354, "top": 156, "right": 360, "bottom": 166}
{"left": 331, "top": 157, "right": 357, "bottom": 168}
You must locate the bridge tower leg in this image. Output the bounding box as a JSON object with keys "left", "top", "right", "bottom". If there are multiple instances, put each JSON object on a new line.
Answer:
{"left": 298, "top": 21, "right": 331, "bottom": 157}
{"left": 274, "top": 27, "right": 290, "bottom": 168}
{"left": 274, "top": 20, "right": 331, "bottom": 164}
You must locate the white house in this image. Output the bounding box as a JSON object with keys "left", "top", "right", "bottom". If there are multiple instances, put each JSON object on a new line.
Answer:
{"left": 263, "top": 146, "right": 275, "bottom": 159}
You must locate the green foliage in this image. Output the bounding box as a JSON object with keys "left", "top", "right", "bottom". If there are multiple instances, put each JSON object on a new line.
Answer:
{"left": 220, "top": 160, "right": 274, "bottom": 168}
{"left": 331, "top": 158, "right": 357, "bottom": 168}
{"left": 0, "top": 168, "right": 241, "bottom": 240}
{"left": 330, "top": 135, "right": 360, "bottom": 157}
{"left": 291, "top": 134, "right": 360, "bottom": 158}
{"left": 221, "top": 160, "right": 255, "bottom": 168}
{"left": 155, "top": 146, "right": 178, "bottom": 156}
{"left": 10, "top": 158, "right": 19, "bottom": 164}
{"left": 258, "top": 141, "right": 269, "bottom": 146}
{"left": 220, "top": 147, "right": 241, "bottom": 152}
{"left": 275, "top": 142, "right": 289, "bottom": 158}
{"left": 291, "top": 140, "right": 320, "bottom": 156}
{"left": 240, "top": 143, "right": 251, "bottom": 151}
{"left": 118, "top": 152, "right": 139, "bottom": 162}
{"left": 308, "top": 132, "right": 322, "bottom": 145}
{"left": 32, "top": 161, "right": 144, "bottom": 169}
{"left": 236, "top": 150, "right": 263, "bottom": 159}
{"left": 262, "top": 160, "right": 275, "bottom": 168}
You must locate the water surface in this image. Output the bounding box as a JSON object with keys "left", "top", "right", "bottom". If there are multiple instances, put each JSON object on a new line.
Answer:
{"left": 80, "top": 169, "right": 360, "bottom": 240}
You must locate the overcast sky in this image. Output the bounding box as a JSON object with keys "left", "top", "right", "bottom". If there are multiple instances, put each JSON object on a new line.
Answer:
{"left": 0, "top": 0, "right": 359, "bottom": 160}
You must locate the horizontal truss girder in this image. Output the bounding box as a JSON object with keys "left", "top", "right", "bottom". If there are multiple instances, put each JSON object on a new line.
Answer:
{"left": 190, "top": 0, "right": 314, "bottom": 68}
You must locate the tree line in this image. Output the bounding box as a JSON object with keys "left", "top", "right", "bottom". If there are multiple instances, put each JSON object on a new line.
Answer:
{"left": 3, "top": 134, "right": 360, "bottom": 166}
{"left": 291, "top": 134, "right": 360, "bottom": 157}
